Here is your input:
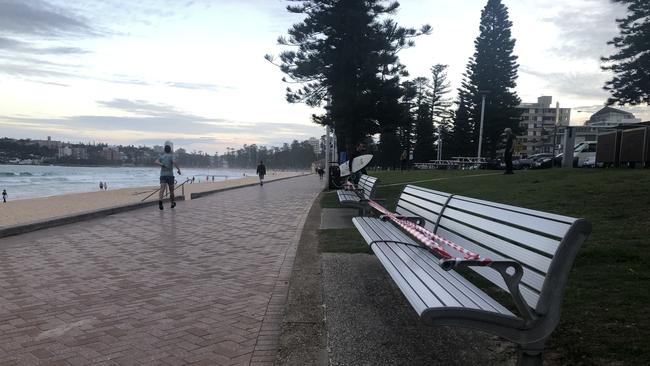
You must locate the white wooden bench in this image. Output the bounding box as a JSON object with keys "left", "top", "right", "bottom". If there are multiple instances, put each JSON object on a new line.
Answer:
{"left": 352, "top": 185, "right": 591, "bottom": 365}
{"left": 336, "top": 174, "right": 379, "bottom": 215}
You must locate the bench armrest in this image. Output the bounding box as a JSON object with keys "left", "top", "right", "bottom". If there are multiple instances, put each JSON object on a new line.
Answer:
{"left": 440, "top": 259, "right": 536, "bottom": 322}
{"left": 379, "top": 214, "right": 425, "bottom": 227}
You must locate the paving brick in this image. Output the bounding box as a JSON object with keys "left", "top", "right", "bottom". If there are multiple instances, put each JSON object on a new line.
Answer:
{"left": 0, "top": 176, "right": 319, "bottom": 365}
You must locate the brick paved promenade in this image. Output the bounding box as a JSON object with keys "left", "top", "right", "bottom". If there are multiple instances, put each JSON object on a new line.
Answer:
{"left": 0, "top": 175, "right": 321, "bottom": 366}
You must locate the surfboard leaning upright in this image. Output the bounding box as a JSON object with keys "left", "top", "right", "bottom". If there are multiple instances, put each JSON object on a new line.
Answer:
{"left": 339, "top": 154, "right": 373, "bottom": 177}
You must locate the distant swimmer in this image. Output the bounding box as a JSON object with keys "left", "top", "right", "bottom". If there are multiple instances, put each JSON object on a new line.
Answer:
{"left": 2, "top": 189, "right": 7, "bottom": 203}
{"left": 99, "top": 182, "right": 104, "bottom": 190}
{"left": 154, "top": 144, "right": 181, "bottom": 210}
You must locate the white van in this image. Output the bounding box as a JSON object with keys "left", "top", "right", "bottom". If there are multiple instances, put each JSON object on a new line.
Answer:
{"left": 573, "top": 141, "right": 597, "bottom": 167}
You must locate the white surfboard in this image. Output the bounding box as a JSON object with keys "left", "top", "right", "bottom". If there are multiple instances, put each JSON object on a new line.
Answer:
{"left": 339, "top": 154, "right": 373, "bottom": 177}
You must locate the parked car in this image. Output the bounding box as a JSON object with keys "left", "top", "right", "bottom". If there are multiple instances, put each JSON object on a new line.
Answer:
{"left": 512, "top": 156, "right": 533, "bottom": 170}
{"left": 533, "top": 155, "right": 555, "bottom": 169}
{"left": 573, "top": 141, "right": 597, "bottom": 167}
{"left": 525, "top": 153, "right": 553, "bottom": 169}
{"left": 534, "top": 141, "right": 598, "bottom": 168}
{"left": 517, "top": 153, "right": 553, "bottom": 169}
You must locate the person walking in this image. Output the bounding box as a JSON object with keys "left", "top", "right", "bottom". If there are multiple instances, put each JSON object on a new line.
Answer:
{"left": 2, "top": 189, "right": 7, "bottom": 203}
{"left": 400, "top": 149, "right": 408, "bottom": 171}
{"left": 504, "top": 128, "right": 515, "bottom": 175}
{"left": 256, "top": 160, "right": 266, "bottom": 186}
{"left": 317, "top": 166, "right": 324, "bottom": 180}
{"left": 154, "top": 144, "right": 181, "bottom": 210}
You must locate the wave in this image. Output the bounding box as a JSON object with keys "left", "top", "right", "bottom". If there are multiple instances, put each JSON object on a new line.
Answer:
{"left": 0, "top": 172, "right": 36, "bottom": 176}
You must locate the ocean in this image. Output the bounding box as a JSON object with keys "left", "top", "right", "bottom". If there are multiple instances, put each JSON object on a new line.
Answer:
{"left": 0, "top": 165, "right": 255, "bottom": 200}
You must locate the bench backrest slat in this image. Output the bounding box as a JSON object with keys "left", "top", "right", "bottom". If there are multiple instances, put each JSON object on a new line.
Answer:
{"left": 448, "top": 197, "right": 573, "bottom": 239}
{"left": 441, "top": 207, "right": 561, "bottom": 256}
{"left": 358, "top": 175, "right": 378, "bottom": 200}
{"left": 438, "top": 218, "right": 552, "bottom": 277}
{"left": 455, "top": 195, "right": 577, "bottom": 224}
{"left": 395, "top": 184, "right": 590, "bottom": 314}
{"left": 396, "top": 186, "right": 452, "bottom": 232}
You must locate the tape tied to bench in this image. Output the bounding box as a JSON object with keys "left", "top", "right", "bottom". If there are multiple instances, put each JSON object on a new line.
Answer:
{"left": 367, "top": 199, "right": 492, "bottom": 268}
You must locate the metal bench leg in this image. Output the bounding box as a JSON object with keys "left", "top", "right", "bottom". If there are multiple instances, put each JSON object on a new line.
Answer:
{"left": 517, "top": 340, "right": 545, "bottom": 366}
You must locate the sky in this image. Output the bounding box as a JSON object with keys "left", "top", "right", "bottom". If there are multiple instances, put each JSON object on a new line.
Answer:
{"left": 0, "top": 0, "right": 648, "bottom": 154}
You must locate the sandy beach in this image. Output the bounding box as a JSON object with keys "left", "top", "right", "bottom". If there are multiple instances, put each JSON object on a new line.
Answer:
{"left": 0, "top": 171, "right": 308, "bottom": 229}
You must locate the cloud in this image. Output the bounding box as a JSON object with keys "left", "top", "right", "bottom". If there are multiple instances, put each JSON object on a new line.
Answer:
{"left": 165, "top": 82, "right": 234, "bottom": 92}
{"left": 541, "top": 0, "right": 626, "bottom": 60}
{"left": 22, "top": 79, "right": 71, "bottom": 87}
{"left": 0, "top": 0, "right": 99, "bottom": 84}
{"left": 0, "top": 36, "right": 88, "bottom": 55}
{"left": 520, "top": 66, "right": 610, "bottom": 101}
{"left": 0, "top": 62, "right": 80, "bottom": 79}
{"left": 96, "top": 99, "right": 206, "bottom": 118}
{"left": 135, "top": 137, "right": 219, "bottom": 146}
{"left": 0, "top": 107, "right": 324, "bottom": 149}
{"left": 0, "top": 0, "right": 99, "bottom": 38}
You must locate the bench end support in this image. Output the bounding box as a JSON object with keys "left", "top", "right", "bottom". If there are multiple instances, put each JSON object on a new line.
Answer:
{"left": 517, "top": 340, "right": 545, "bottom": 366}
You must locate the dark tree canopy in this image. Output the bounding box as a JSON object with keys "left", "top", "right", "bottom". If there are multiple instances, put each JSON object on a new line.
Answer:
{"left": 451, "top": 0, "right": 521, "bottom": 158}
{"left": 412, "top": 77, "right": 435, "bottom": 163}
{"left": 221, "top": 140, "right": 317, "bottom": 169}
{"left": 602, "top": 0, "right": 650, "bottom": 105}
{"left": 430, "top": 64, "right": 453, "bottom": 159}
{"left": 267, "top": 0, "right": 430, "bottom": 150}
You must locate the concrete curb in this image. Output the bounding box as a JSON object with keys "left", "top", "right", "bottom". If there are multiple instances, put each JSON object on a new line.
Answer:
{"left": 276, "top": 192, "right": 328, "bottom": 365}
{"left": 0, "top": 196, "right": 184, "bottom": 239}
{"left": 189, "top": 173, "right": 311, "bottom": 199}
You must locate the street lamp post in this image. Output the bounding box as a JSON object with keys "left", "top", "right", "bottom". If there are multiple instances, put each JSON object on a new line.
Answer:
{"left": 552, "top": 102, "right": 560, "bottom": 167}
{"left": 477, "top": 90, "right": 491, "bottom": 159}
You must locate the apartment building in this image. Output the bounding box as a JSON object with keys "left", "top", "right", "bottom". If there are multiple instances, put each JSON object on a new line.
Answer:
{"left": 516, "top": 96, "right": 571, "bottom": 156}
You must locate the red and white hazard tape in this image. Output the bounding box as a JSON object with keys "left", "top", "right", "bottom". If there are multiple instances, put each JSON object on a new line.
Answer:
{"left": 367, "top": 200, "right": 492, "bottom": 265}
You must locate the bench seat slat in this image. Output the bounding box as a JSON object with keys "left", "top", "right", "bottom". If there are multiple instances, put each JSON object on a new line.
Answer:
{"left": 447, "top": 197, "right": 573, "bottom": 238}
{"left": 367, "top": 214, "right": 546, "bottom": 296}
{"left": 373, "top": 243, "right": 447, "bottom": 309}
{"left": 442, "top": 207, "right": 560, "bottom": 255}
{"left": 337, "top": 191, "right": 361, "bottom": 203}
{"left": 355, "top": 218, "right": 445, "bottom": 310}
{"left": 401, "top": 245, "right": 513, "bottom": 315}
{"left": 361, "top": 218, "right": 531, "bottom": 313}
{"left": 353, "top": 217, "right": 515, "bottom": 317}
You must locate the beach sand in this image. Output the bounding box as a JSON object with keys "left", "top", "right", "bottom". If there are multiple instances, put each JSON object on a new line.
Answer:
{"left": 0, "top": 171, "right": 309, "bottom": 228}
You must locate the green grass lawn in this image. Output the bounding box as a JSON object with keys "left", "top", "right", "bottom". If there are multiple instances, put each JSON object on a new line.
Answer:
{"left": 320, "top": 168, "right": 650, "bottom": 365}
